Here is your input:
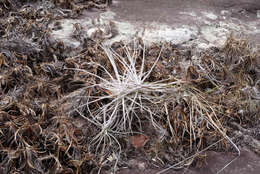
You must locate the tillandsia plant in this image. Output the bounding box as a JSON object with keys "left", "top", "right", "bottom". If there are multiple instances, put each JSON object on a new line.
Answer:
{"left": 68, "top": 41, "right": 183, "bottom": 147}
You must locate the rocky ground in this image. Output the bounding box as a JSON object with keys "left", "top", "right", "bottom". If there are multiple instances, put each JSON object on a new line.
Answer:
{"left": 0, "top": 0, "right": 259, "bottom": 174}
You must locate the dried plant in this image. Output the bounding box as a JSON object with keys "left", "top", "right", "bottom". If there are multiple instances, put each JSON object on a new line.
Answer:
{"left": 66, "top": 42, "right": 185, "bottom": 168}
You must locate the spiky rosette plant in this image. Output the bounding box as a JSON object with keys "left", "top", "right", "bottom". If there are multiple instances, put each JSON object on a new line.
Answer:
{"left": 67, "top": 42, "right": 183, "bottom": 156}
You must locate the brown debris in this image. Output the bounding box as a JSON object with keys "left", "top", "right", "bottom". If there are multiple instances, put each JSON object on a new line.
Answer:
{"left": 130, "top": 135, "right": 149, "bottom": 149}
{"left": 0, "top": 1, "right": 260, "bottom": 173}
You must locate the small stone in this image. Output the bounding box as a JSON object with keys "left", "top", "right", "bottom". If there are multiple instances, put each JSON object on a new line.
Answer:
{"left": 128, "top": 159, "right": 146, "bottom": 171}
{"left": 137, "top": 162, "right": 146, "bottom": 171}
{"left": 221, "top": 10, "right": 230, "bottom": 15}
{"left": 257, "top": 10, "right": 260, "bottom": 18}
{"left": 202, "top": 12, "right": 218, "bottom": 20}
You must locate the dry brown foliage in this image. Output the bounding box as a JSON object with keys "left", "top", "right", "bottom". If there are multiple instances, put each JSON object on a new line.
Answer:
{"left": 0, "top": 1, "right": 259, "bottom": 173}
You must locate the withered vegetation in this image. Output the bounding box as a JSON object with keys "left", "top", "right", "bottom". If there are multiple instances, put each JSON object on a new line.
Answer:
{"left": 0, "top": 1, "right": 260, "bottom": 174}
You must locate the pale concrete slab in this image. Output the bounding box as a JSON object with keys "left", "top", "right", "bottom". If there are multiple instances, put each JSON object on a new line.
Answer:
{"left": 49, "top": 0, "right": 260, "bottom": 51}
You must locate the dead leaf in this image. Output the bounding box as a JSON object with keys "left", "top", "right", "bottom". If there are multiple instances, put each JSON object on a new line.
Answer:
{"left": 129, "top": 134, "right": 148, "bottom": 148}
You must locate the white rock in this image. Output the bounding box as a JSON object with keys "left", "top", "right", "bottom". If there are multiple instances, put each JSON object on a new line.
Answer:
{"left": 200, "top": 26, "right": 229, "bottom": 47}
{"left": 257, "top": 10, "right": 260, "bottom": 18}
{"left": 202, "top": 12, "right": 218, "bottom": 20}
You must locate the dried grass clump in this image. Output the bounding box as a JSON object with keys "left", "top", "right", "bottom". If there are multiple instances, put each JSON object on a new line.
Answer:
{"left": 197, "top": 35, "right": 260, "bottom": 121}
{"left": 0, "top": 0, "right": 109, "bottom": 19}
{"left": 0, "top": 100, "right": 96, "bottom": 174}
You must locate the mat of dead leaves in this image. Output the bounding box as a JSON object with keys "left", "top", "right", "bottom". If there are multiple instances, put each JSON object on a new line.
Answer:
{"left": 0, "top": 1, "right": 260, "bottom": 174}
